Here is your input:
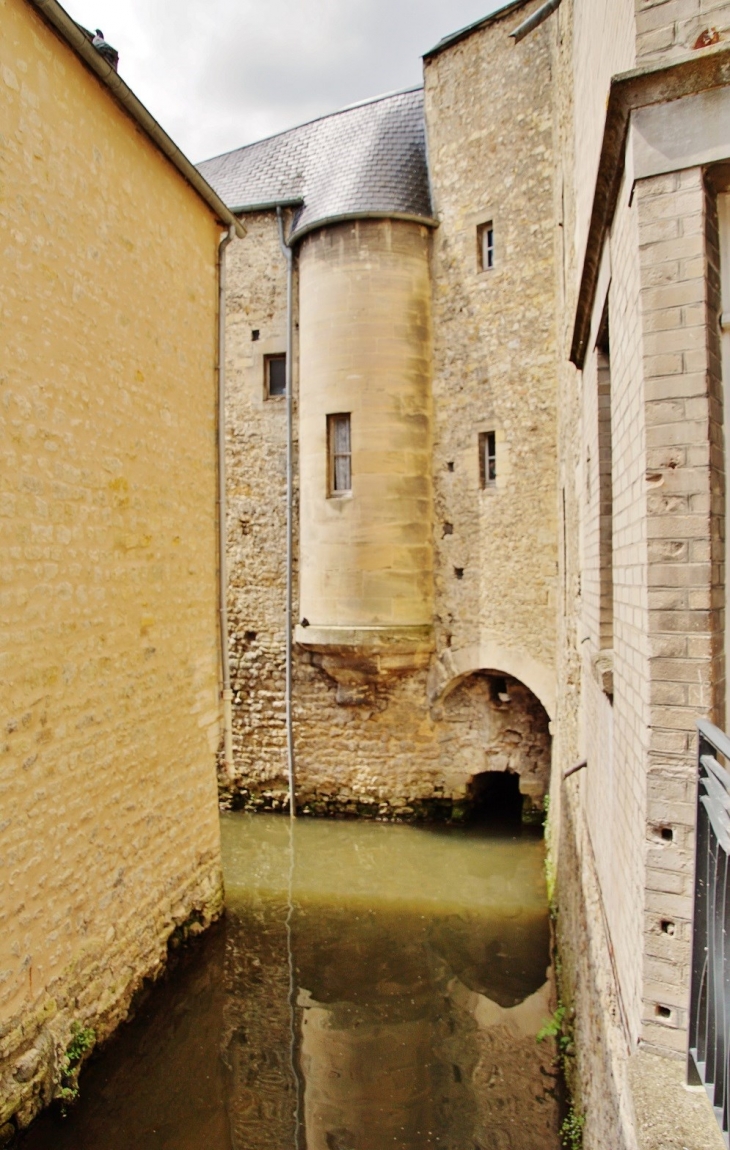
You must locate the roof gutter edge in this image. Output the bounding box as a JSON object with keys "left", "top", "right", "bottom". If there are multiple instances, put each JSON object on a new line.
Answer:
{"left": 230, "top": 198, "right": 305, "bottom": 214}
{"left": 26, "top": 0, "right": 244, "bottom": 237}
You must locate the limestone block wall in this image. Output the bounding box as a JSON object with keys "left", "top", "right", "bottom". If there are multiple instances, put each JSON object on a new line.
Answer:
{"left": 552, "top": 2, "right": 729, "bottom": 1142}
{"left": 0, "top": 0, "right": 223, "bottom": 1128}
{"left": 297, "top": 220, "right": 433, "bottom": 636}
{"left": 633, "top": 167, "right": 723, "bottom": 1055}
{"left": 636, "top": 0, "right": 730, "bottom": 60}
{"left": 551, "top": 2, "right": 646, "bottom": 1144}
{"left": 572, "top": 0, "right": 637, "bottom": 267}
{"left": 584, "top": 167, "right": 649, "bottom": 1051}
{"left": 424, "top": 0, "right": 559, "bottom": 696}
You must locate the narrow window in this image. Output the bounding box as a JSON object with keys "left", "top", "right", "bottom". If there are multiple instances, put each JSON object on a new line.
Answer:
{"left": 479, "top": 431, "right": 496, "bottom": 488}
{"left": 477, "top": 221, "right": 495, "bottom": 271}
{"left": 265, "top": 354, "right": 286, "bottom": 398}
{"left": 328, "top": 413, "right": 351, "bottom": 495}
{"left": 596, "top": 309, "right": 614, "bottom": 662}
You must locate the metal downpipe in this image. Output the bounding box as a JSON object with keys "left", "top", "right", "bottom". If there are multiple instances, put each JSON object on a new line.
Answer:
{"left": 277, "top": 207, "right": 296, "bottom": 818}
{"left": 218, "top": 225, "right": 236, "bottom": 778}
{"left": 510, "top": 0, "right": 563, "bottom": 42}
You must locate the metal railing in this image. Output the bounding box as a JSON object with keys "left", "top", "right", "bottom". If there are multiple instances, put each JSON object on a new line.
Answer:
{"left": 689, "top": 718, "right": 730, "bottom": 1147}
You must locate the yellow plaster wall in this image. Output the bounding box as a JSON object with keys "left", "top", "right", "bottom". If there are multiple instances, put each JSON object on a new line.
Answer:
{"left": 0, "top": 0, "right": 223, "bottom": 1126}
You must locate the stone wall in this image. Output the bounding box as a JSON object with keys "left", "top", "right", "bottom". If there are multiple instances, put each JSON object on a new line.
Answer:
{"left": 424, "top": 0, "right": 558, "bottom": 685}
{"left": 224, "top": 211, "right": 294, "bottom": 795}
{"left": 0, "top": 0, "right": 224, "bottom": 1129}
{"left": 222, "top": 6, "right": 559, "bottom": 822}
{"left": 636, "top": 0, "right": 730, "bottom": 60}
{"left": 551, "top": 0, "right": 729, "bottom": 1145}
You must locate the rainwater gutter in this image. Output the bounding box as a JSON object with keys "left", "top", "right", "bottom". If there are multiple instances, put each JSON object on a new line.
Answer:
{"left": 218, "top": 225, "right": 236, "bottom": 778}
{"left": 510, "top": 0, "right": 563, "bottom": 42}
{"left": 277, "top": 207, "right": 297, "bottom": 819}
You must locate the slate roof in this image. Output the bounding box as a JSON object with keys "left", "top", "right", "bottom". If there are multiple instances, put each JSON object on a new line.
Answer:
{"left": 197, "top": 87, "right": 434, "bottom": 243}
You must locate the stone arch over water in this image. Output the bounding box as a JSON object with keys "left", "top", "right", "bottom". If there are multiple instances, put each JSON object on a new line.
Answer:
{"left": 429, "top": 643, "right": 554, "bottom": 823}
{"left": 428, "top": 640, "right": 556, "bottom": 721}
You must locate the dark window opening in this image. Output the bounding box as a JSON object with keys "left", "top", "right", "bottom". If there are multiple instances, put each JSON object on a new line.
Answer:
{"left": 251, "top": 329, "right": 260, "bottom": 341}
{"left": 479, "top": 431, "right": 496, "bottom": 488}
{"left": 454, "top": 567, "right": 464, "bottom": 580}
{"left": 327, "top": 413, "right": 351, "bottom": 495}
{"left": 477, "top": 221, "right": 495, "bottom": 271}
{"left": 466, "top": 771, "right": 524, "bottom": 829}
{"left": 447, "top": 461, "right": 455, "bottom": 472}
{"left": 491, "top": 676, "right": 509, "bottom": 703}
{"left": 265, "top": 354, "right": 286, "bottom": 398}
{"left": 596, "top": 304, "right": 613, "bottom": 661}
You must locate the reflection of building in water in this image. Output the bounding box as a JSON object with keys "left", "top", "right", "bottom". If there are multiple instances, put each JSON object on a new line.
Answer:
{"left": 214, "top": 817, "right": 559, "bottom": 1149}
{"left": 220, "top": 894, "right": 557, "bottom": 1149}
{"left": 221, "top": 900, "right": 298, "bottom": 1149}
{"left": 299, "top": 994, "right": 441, "bottom": 1150}
{"left": 19, "top": 817, "right": 560, "bottom": 1148}
{"left": 290, "top": 900, "right": 556, "bottom": 1150}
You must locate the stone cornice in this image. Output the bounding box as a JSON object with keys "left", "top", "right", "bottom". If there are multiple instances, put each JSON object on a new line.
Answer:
{"left": 571, "top": 42, "right": 730, "bottom": 369}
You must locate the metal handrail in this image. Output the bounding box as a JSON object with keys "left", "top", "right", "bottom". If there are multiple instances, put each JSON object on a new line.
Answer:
{"left": 689, "top": 720, "right": 730, "bottom": 1147}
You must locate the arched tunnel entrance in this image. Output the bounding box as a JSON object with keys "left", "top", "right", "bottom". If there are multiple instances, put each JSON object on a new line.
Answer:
{"left": 466, "top": 769, "right": 524, "bottom": 828}
{"left": 439, "top": 670, "right": 552, "bottom": 828}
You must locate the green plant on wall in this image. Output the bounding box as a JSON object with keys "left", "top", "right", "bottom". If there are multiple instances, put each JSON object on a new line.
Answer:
{"left": 561, "top": 1107, "right": 585, "bottom": 1150}
{"left": 537, "top": 996, "right": 584, "bottom": 1147}
{"left": 57, "top": 1023, "right": 95, "bottom": 1115}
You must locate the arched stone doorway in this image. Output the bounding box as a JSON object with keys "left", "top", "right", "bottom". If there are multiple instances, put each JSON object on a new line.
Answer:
{"left": 435, "top": 670, "right": 552, "bottom": 824}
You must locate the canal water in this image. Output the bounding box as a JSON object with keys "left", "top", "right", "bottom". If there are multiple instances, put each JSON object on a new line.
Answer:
{"left": 21, "top": 813, "right": 561, "bottom": 1150}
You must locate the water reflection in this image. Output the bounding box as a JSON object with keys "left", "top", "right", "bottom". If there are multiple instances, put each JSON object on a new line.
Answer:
{"left": 21, "top": 814, "right": 561, "bottom": 1150}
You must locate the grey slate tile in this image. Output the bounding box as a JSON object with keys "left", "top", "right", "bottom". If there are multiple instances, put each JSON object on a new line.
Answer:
{"left": 197, "top": 87, "right": 433, "bottom": 241}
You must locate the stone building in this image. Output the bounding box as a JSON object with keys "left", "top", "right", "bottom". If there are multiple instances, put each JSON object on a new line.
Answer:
{"left": 199, "top": 0, "right": 558, "bottom": 825}
{"left": 549, "top": 0, "right": 730, "bottom": 1147}
{"left": 0, "top": 0, "right": 241, "bottom": 1132}
{"left": 201, "top": 0, "right": 730, "bottom": 1145}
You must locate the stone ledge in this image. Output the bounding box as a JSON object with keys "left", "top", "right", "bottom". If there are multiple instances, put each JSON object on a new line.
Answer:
{"left": 628, "top": 1048, "right": 725, "bottom": 1150}
{"left": 295, "top": 623, "right": 434, "bottom": 652}
{"left": 296, "top": 624, "right": 435, "bottom": 703}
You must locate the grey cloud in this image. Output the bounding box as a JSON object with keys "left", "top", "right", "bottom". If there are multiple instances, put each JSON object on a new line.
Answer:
{"left": 65, "top": 0, "right": 509, "bottom": 161}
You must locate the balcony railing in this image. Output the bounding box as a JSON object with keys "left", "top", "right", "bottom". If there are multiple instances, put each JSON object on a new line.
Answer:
{"left": 689, "top": 718, "right": 730, "bottom": 1147}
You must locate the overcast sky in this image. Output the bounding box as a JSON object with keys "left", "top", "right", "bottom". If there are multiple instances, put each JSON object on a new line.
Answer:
{"left": 63, "top": 0, "right": 508, "bottom": 162}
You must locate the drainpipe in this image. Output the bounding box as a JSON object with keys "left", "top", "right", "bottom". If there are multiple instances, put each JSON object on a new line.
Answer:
{"left": 277, "top": 207, "right": 296, "bottom": 819}
{"left": 218, "top": 225, "right": 236, "bottom": 778}
{"left": 510, "top": 0, "right": 563, "bottom": 42}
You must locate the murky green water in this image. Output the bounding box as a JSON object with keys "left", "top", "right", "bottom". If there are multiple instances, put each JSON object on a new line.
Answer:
{"left": 21, "top": 814, "right": 561, "bottom": 1149}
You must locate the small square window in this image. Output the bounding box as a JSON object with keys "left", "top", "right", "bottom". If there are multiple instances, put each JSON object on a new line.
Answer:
{"left": 265, "top": 354, "right": 286, "bottom": 398}
{"left": 328, "top": 413, "right": 351, "bottom": 495}
{"left": 479, "top": 431, "right": 496, "bottom": 488}
{"left": 477, "top": 221, "right": 495, "bottom": 271}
